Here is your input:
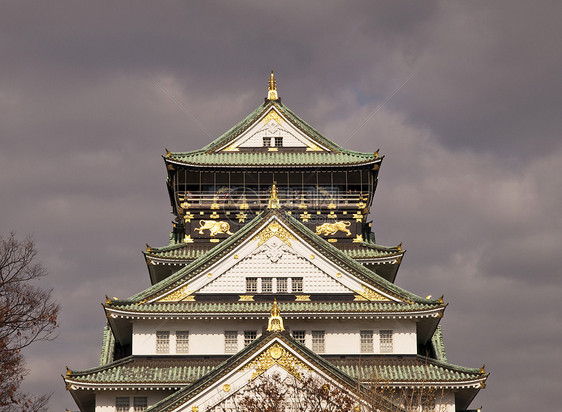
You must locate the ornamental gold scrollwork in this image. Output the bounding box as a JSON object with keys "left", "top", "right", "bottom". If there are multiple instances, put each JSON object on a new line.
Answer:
{"left": 254, "top": 222, "right": 295, "bottom": 247}
{"left": 354, "top": 286, "right": 390, "bottom": 302}
{"left": 315, "top": 221, "right": 352, "bottom": 237}
{"left": 157, "top": 284, "right": 194, "bottom": 302}
{"left": 196, "top": 220, "right": 234, "bottom": 237}
{"left": 243, "top": 343, "right": 309, "bottom": 380}
{"left": 263, "top": 109, "right": 283, "bottom": 125}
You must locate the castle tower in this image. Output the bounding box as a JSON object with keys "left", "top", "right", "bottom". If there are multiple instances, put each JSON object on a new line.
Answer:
{"left": 64, "top": 74, "right": 487, "bottom": 412}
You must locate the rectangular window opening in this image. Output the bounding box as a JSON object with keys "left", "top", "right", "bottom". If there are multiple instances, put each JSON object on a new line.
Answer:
{"left": 246, "top": 277, "right": 257, "bottom": 293}
{"left": 244, "top": 330, "right": 257, "bottom": 346}
{"left": 380, "top": 330, "right": 393, "bottom": 353}
{"left": 360, "top": 330, "right": 374, "bottom": 353}
{"left": 274, "top": 137, "right": 283, "bottom": 147}
{"left": 292, "top": 330, "right": 306, "bottom": 345}
{"left": 311, "top": 330, "right": 325, "bottom": 353}
{"left": 291, "top": 277, "right": 303, "bottom": 293}
{"left": 262, "top": 278, "right": 272, "bottom": 293}
{"left": 225, "top": 331, "right": 238, "bottom": 353}
{"left": 133, "top": 397, "right": 148, "bottom": 411}
{"left": 156, "top": 331, "right": 170, "bottom": 354}
{"left": 116, "top": 397, "right": 130, "bottom": 412}
{"left": 176, "top": 331, "right": 189, "bottom": 354}
{"left": 277, "top": 277, "right": 287, "bottom": 293}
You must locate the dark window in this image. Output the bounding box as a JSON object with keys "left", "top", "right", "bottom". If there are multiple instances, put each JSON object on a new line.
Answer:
{"left": 274, "top": 137, "right": 283, "bottom": 147}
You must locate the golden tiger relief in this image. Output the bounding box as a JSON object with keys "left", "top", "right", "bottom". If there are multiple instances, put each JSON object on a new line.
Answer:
{"left": 315, "top": 221, "right": 352, "bottom": 237}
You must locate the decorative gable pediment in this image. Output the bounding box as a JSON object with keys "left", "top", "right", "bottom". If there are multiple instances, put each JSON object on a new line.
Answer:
{"left": 146, "top": 334, "right": 372, "bottom": 412}
{"left": 149, "top": 216, "right": 402, "bottom": 303}
{"left": 215, "top": 107, "right": 330, "bottom": 152}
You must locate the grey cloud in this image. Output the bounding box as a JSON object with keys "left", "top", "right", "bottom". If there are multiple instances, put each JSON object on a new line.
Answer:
{"left": 1, "top": 1, "right": 560, "bottom": 411}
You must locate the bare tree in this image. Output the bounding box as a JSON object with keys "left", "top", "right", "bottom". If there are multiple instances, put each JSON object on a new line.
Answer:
{"left": 210, "top": 371, "right": 447, "bottom": 412}
{"left": 0, "top": 233, "right": 59, "bottom": 411}
{"left": 210, "top": 372, "right": 361, "bottom": 412}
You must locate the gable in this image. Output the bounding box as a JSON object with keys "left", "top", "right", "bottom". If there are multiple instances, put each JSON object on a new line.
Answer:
{"left": 150, "top": 216, "right": 402, "bottom": 303}
{"left": 146, "top": 334, "right": 386, "bottom": 412}
{"left": 198, "top": 238, "right": 353, "bottom": 295}
{"left": 215, "top": 107, "right": 330, "bottom": 152}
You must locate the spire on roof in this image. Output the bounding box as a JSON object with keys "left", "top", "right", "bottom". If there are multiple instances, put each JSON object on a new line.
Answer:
{"left": 267, "top": 70, "right": 278, "bottom": 100}
{"left": 267, "top": 299, "right": 284, "bottom": 332}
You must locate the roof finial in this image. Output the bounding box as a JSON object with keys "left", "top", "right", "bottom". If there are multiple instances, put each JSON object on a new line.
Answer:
{"left": 268, "top": 182, "right": 280, "bottom": 209}
{"left": 267, "top": 70, "right": 278, "bottom": 100}
{"left": 267, "top": 299, "right": 284, "bottom": 331}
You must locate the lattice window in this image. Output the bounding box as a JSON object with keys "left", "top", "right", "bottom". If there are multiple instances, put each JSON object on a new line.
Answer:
{"left": 244, "top": 330, "right": 257, "bottom": 346}
{"left": 292, "top": 330, "right": 306, "bottom": 345}
{"left": 291, "top": 277, "right": 303, "bottom": 293}
{"left": 156, "top": 331, "right": 170, "bottom": 353}
{"left": 116, "top": 397, "right": 130, "bottom": 412}
{"left": 262, "top": 277, "right": 272, "bottom": 293}
{"left": 225, "top": 331, "right": 238, "bottom": 353}
{"left": 176, "top": 331, "right": 189, "bottom": 353}
{"left": 277, "top": 277, "right": 287, "bottom": 292}
{"left": 274, "top": 136, "right": 283, "bottom": 147}
{"left": 133, "top": 397, "right": 148, "bottom": 411}
{"left": 380, "top": 330, "right": 393, "bottom": 353}
{"left": 246, "top": 277, "right": 257, "bottom": 293}
{"left": 311, "top": 330, "right": 325, "bottom": 353}
{"left": 263, "top": 137, "right": 272, "bottom": 147}
{"left": 360, "top": 330, "right": 374, "bottom": 353}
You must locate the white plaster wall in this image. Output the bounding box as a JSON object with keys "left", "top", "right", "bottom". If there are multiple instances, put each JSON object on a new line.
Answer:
{"left": 198, "top": 249, "right": 351, "bottom": 294}
{"left": 132, "top": 318, "right": 417, "bottom": 356}
{"left": 238, "top": 123, "right": 307, "bottom": 148}
{"left": 95, "top": 390, "right": 173, "bottom": 412}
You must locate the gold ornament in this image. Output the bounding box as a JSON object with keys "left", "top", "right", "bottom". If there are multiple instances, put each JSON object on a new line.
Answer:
{"left": 196, "top": 220, "right": 234, "bottom": 237}
{"left": 244, "top": 343, "right": 309, "bottom": 380}
{"left": 267, "top": 299, "right": 284, "bottom": 332}
{"left": 156, "top": 284, "right": 193, "bottom": 302}
{"left": 300, "top": 212, "right": 311, "bottom": 222}
{"left": 254, "top": 221, "right": 295, "bottom": 247}
{"left": 353, "top": 212, "right": 363, "bottom": 222}
{"left": 315, "top": 221, "right": 352, "bottom": 237}
{"left": 352, "top": 234, "right": 363, "bottom": 243}
{"left": 354, "top": 286, "right": 390, "bottom": 302}
{"left": 268, "top": 183, "right": 280, "bottom": 209}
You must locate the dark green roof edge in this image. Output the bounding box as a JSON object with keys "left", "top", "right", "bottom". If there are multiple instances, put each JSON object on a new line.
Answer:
{"left": 432, "top": 325, "right": 448, "bottom": 362}
{"left": 99, "top": 326, "right": 115, "bottom": 366}
{"left": 118, "top": 210, "right": 437, "bottom": 305}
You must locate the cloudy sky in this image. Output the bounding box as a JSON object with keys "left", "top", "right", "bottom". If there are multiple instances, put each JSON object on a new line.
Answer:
{"left": 1, "top": 1, "right": 561, "bottom": 410}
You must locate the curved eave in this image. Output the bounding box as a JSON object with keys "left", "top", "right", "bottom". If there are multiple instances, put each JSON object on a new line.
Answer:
{"left": 64, "top": 379, "right": 184, "bottom": 391}
{"left": 105, "top": 305, "right": 445, "bottom": 320}
{"left": 164, "top": 155, "right": 382, "bottom": 169}
{"left": 367, "top": 377, "right": 488, "bottom": 390}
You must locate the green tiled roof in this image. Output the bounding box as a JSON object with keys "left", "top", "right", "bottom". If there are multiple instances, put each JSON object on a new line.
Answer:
{"left": 99, "top": 326, "right": 114, "bottom": 366}
{"left": 431, "top": 325, "right": 448, "bottom": 362}
{"left": 329, "top": 356, "right": 483, "bottom": 383}
{"left": 107, "top": 300, "right": 444, "bottom": 315}
{"left": 146, "top": 241, "right": 402, "bottom": 262}
{"left": 68, "top": 352, "right": 481, "bottom": 387}
{"left": 201, "top": 101, "right": 343, "bottom": 153}
{"left": 67, "top": 356, "right": 222, "bottom": 385}
{"left": 166, "top": 101, "right": 380, "bottom": 168}
{"left": 167, "top": 151, "right": 379, "bottom": 168}
{"left": 121, "top": 210, "right": 437, "bottom": 305}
